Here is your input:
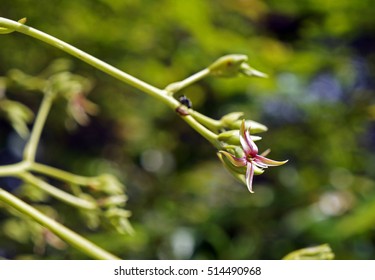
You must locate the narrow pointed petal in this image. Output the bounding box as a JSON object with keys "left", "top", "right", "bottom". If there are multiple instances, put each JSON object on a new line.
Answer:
{"left": 219, "top": 151, "right": 247, "bottom": 167}
{"left": 260, "top": 148, "right": 271, "bottom": 157}
{"left": 245, "top": 162, "right": 255, "bottom": 193}
{"left": 217, "top": 153, "right": 247, "bottom": 184}
{"left": 240, "top": 120, "right": 258, "bottom": 156}
{"left": 254, "top": 155, "right": 288, "bottom": 167}
{"left": 253, "top": 160, "right": 269, "bottom": 169}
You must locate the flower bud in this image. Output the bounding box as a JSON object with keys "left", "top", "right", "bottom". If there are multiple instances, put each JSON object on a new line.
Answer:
{"left": 48, "top": 72, "right": 92, "bottom": 98}
{"left": 90, "top": 174, "right": 124, "bottom": 195}
{"left": 18, "top": 18, "right": 27, "bottom": 25}
{"left": 208, "top": 54, "right": 268, "bottom": 78}
{"left": 76, "top": 193, "right": 100, "bottom": 229}
{"left": 98, "top": 195, "right": 127, "bottom": 208}
{"left": 7, "top": 69, "right": 46, "bottom": 90}
{"left": 219, "top": 113, "right": 267, "bottom": 133}
{"left": 0, "top": 99, "right": 34, "bottom": 138}
{"left": 231, "top": 119, "right": 268, "bottom": 133}
{"left": 208, "top": 54, "right": 248, "bottom": 77}
{"left": 105, "top": 208, "right": 134, "bottom": 235}
{"left": 217, "top": 130, "right": 240, "bottom": 144}
{"left": 218, "top": 130, "right": 261, "bottom": 145}
{"left": 220, "top": 112, "right": 244, "bottom": 126}
{"left": 239, "top": 63, "right": 268, "bottom": 78}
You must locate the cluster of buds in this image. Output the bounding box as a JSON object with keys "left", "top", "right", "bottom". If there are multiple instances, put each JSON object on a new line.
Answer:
{"left": 182, "top": 55, "right": 288, "bottom": 193}
{"left": 6, "top": 59, "right": 98, "bottom": 131}
{"left": 1, "top": 59, "right": 132, "bottom": 235}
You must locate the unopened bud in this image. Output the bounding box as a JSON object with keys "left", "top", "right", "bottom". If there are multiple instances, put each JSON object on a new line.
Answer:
{"left": 218, "top": 130, "right": 261, "bottom": 145}
{"left": 240, "top": 63, "right": 268, "bottom": 78}
{"left": 218, "top": 130, "right": 240, "bottom": 145}
{"left": 90, "top": 174, "right": 124, "bottom": 195}
{"left": 18, "top": 17, "right": 27, "bottom": 24}
{"left": 208, "top": 54, "right": 248, "bottom": 77}
{"left": 98, "top": 195, "right": 127, "bottom": 208}
{"left": 219, "top": 113, "right": 267, "bottom": 133}
{"left": 105, "top": 208, "right": 134, "bottom": 235}
{"left": 231, "top": 119, "right": 268, "bottom": 133}
{"left": 208, "top": 54, "right": 268, "bottom": 78}
{"left": 0, "top": 99, "right": 34, "bottom": 138}
{"left": 220, "top": 112, "right": 244, "bottom": 126}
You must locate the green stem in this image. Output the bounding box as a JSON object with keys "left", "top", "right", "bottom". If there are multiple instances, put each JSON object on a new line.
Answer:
{"left": 0, "top": 187, "right": 119, "bottom": 260}
{"left": 165, "top": 68, "right": 210, "bottom": 95}
{"left": 30, "top": 162, "right": 95, "bottom": 186}
{"left": 0, "top": 162, "right": 94, "bottom": 188}
{"left": 182, "top": 115, "right": 220, "bottom": 149}
{"left": 23, "top": 88, "right": 54, "bottom": 163}
{"left": 189, "top": 110, "right": 222, "bottom": 132}
{"left": 0, "top": 17, "right": 172, "bottom": 107}
{"left": 19, "top": 172, "right": 97, "bottom": 210}
{"left": 0, "top": 161, "right": 98, "bottom": 210}
{"left": 0, "top": 17, "right": 219, "bottom": 148}
{"left": 0, "top": 162, "right": 30, "bottom": 176}
{"left": 0, "top": 16, "right": 228, "bottom": 260}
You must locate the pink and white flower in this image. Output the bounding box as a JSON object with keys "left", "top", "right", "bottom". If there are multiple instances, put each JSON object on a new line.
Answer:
{"left": 219, "top": 120, "right": 288, "bottom": 193}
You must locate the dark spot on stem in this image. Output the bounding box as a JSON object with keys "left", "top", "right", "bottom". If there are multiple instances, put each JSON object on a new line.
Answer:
{"left": 175, "top": 105, "right": 190, "bottom": 116}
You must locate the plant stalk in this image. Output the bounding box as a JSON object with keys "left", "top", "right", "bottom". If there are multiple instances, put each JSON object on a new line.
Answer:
{"left": 23, "top": 89, "right": 54, "bottom": 163}
{"left": 0, "top": 187, "right": 119, "bottom": 260}
{"left": 0, "top": 17, "right": 219, "bottom": 147}
{"left": 19, "top": 172, "right": 97, "bottom": 210}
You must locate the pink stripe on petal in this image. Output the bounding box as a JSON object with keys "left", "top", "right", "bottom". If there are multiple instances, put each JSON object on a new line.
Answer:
{"left": 245, "top": 162, "right": 255, "bottom": 193}
{"left": 219, "top": 151, "right": 247, "bottom": 167}
{"left": 253, "top": 160, "right": 269, "bottom": 169}
{"left": 240, "top": 120, "right": 258, "bottom": 156}
{"left": 260, "top": 148, "right": 271, "bottom": 157}
{"left": 255, "top": 155, "right": 288, "bottom": 166}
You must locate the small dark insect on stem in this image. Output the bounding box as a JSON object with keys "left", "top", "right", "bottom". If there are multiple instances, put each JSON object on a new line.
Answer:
{"left": 176, "top": 95, "right": 192, "bottom": 116}
{"left": 178, "top": 95, "right": 192, "bottom": 109}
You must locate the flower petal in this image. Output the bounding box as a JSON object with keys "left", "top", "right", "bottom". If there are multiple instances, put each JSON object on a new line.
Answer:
{"left": 219, "top": 151, "right": 247, "bottom": 167}
{"left": 240, "top": 120, "right": 258, "bottom": 157}
{"left": 245, "top": 162, "right": 255, "bottom": 193}
{"left": 254, "top": 155, "right": 288, "bottom": 167}
{"left": 260, "top": 148, "right": 271, "bottom": 157}
{"left": 253, "top": 160, "right": 269, "bottom": 169}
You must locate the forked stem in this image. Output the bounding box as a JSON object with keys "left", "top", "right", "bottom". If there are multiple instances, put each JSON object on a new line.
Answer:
{"left": 0, "top": 188, "right": 119, "bottom": 260}
{"left": 0, "top": 17, "right": 219, "bottom": 146}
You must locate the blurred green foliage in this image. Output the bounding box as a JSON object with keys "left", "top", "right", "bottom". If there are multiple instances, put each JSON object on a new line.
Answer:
{"left": 1, "top": 0, "right": 375, "bottom": 259}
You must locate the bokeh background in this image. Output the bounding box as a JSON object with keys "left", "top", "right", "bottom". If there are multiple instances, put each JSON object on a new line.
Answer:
{"left": 1, "top": 0, "right": 375, "bottom": 259}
